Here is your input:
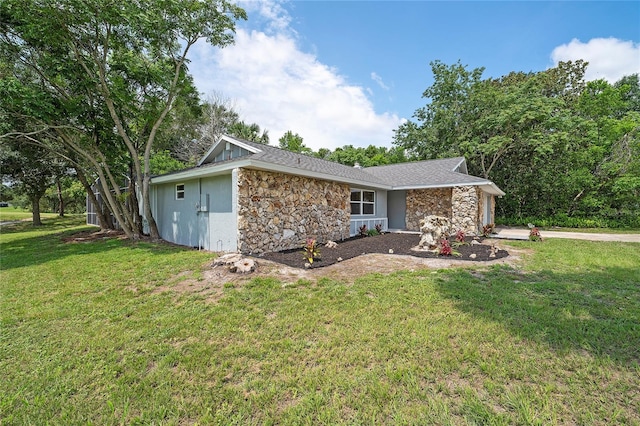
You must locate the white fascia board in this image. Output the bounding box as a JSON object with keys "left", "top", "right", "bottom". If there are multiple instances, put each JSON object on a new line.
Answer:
{"left": 151, "top": 159, "right": 251, "bottom": 184}
{"left": 452, "top": 157, "right": 467, "bottom": 173}
{"left": 479, "top": 183, "right": 506, "bottom": 197}
{"left": 197, "top": 138, "right": 223, "bottom": 166}
{"left": 220, "top": 134, "right": 263, "bottom": 153}
{"left": 246, "top": 160, "right": 393, "bottom": 190}
{"left": 196, "top": 134, "right": 262, "bottom": 166}
{"left": 392, "top": 182, "right": 488, "bottom": 191}
{"left": 391, "top": 181, "right": 505, "bottom": 196}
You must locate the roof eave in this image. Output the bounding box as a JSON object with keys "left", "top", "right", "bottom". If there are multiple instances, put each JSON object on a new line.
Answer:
{"left": 479, "top": 183, "right": 506, "bottom": 197}
{"left": 391, "top": 181, "right": 505, "bottom": 196}
{"left": 246, "top": 159, "right": 393, "bottom": 189}
{"left": 391, "top": 182, "right": 482, "bottom": 191}
{"left": 151, "top": 159, "right": 251, "bottom": 184}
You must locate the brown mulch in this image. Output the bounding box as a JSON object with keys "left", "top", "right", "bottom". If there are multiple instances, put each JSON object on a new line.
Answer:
{"left": 257, "top": 233, "right": 508, "bottom": 269}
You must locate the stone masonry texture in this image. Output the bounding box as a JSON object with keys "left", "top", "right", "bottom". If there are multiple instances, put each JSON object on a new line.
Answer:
{"left": 236, "top": 169, "right": 350, "bottom": 254}
{"left": 405, "top": 188, "right": 452, "bottom": 232}
{"left": 406, "top": 186, "right": 484, "bottom": 235}
{"left": 451, "top": 186, "right": 480, "bottom": 235}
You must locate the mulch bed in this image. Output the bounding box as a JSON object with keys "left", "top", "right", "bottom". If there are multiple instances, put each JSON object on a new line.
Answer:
{"left": 257, "top": 232, "right": 509, "bottom": 269}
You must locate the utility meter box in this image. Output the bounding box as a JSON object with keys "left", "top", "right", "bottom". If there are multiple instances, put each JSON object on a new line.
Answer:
{"left": 199, "top": 194, "right": 209, "bottom": 212}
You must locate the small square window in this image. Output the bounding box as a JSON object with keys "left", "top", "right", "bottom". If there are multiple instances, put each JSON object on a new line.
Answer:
{"left": 176, "top": 184, "right": 185, "bottom": 200}
{"left": 351, "top": 203, "right": 361, "bottom": 215}
{"left": 350, "top": 191, "right": 361, "bottom": 202}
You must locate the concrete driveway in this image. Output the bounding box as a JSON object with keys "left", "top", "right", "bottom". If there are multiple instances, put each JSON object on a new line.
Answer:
{"left": 493, "top": 227, "right": 640, "bottom": 243}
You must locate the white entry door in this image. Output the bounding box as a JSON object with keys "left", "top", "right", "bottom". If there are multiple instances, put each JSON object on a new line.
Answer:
{"left": 483, "top": 194, "right": 492, "bottom": 225}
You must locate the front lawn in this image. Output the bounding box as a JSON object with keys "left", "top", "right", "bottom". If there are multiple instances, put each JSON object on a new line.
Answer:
{"left": 0, "top": 207, "right": 59, "bottom": 222}
{"left": 1, "top": 217, "right": 639, "bottom": 424}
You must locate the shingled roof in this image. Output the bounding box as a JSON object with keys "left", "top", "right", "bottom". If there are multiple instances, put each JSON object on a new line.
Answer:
{"left": 363, "top": 158, "right": 491, "bottom": 189}
{"left": 152, "top": 134, "right": 504, "bottom": 195}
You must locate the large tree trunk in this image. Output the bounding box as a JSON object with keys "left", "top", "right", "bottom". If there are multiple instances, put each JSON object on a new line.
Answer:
{"left": 56, "top": 177, "right": 65, "bottom": 217}
{"left": 128, "top": 165, "right": 143, "bottom": 235}
{"left": 143, "top": 172, "right": 160, "bottom": 240}
{"left": 31, "top": 196, "right": 42, "bottom": 226}
{"left": 75, "top": 167, "right": 113, "bottom": 230}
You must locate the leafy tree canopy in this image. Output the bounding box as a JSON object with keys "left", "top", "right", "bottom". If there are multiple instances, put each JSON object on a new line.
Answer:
{"left": 0, "top": 0, "right": 246, "bottom": 238}
{"left": 394, "top": 60, "right": 639, "bottom": 225}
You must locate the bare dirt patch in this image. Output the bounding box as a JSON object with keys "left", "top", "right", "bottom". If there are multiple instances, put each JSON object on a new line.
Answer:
{"left": 61, "top": 228, "right": 127, "bottom": 243}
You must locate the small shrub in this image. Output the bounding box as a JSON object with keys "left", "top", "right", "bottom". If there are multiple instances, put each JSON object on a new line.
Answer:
{"left": 437, "top": 239, "right": 460, "bottom": 257}
{"left": 367, "top": 229, "right": 380, "bottom": 236}
{"left": 452, "top": 230, "right": 468, "bottom": 248}
{"left": 439, "top": 239, "right": 453, "bottom": 256}
{"left": 375, "top": 223, "right": 384, "bottom": 233}
{"left": 358, "top": 225, "right": 368, "bottom": 237}
{"left": 529, "top": 227, "right": 543, "bottom": 242}
{"left": 482, "top": 223, "right": 495, "bottom": 237}
{"left": 302, "top": 238, "right": 321, "bottom": 264}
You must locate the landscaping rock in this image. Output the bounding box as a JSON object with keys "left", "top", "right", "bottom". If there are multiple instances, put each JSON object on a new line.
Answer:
{"left": 213, "top": 253, "right": 243, "bottom": 267}
{"left": 417, "top": 215, "right": 452, "bottom": 250}
{"left": 325, "top": 240, "right": 338, "bottom": 249}
{"left": 230, "top": 258, "right": 256, "bottom": 274}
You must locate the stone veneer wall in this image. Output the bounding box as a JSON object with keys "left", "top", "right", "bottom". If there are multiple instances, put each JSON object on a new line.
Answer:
{"left": 236, "top": 169, "right": 350, "bottom": 254}
{"left": 451, "top": 186, "right": 480, "bottom": 235}
{"left": 405, "top": 188, "right": 452, "bottom": 231}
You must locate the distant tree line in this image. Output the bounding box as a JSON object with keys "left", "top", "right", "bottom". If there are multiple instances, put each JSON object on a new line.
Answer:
{"left": 394, "top": 61, "right": 640, "bottom": 227}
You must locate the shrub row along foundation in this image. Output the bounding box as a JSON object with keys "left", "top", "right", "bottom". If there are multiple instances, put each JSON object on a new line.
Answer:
{"left": 236, "top": 169, "right": 350, "bottom": 254}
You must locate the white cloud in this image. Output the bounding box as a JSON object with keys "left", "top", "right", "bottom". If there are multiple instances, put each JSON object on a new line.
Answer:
{"left": 551, "top": 37, "right": 640, "bottom": 83}
{"left": 186, "top": 2, "right": 403, "bottom": 151}
{"left": 371, "top": 72, "right": 390, "bottom": 90}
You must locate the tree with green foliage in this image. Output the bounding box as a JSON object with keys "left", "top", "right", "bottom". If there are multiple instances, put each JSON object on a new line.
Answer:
{"left": 0, "top": 137, "right": 61, "bottom": 225}
{"left": 228, "top": 121, "right": 270, "bottom": 145}
{"left": 168, "top": 93, "right": 240, "bottom": 164}
{"left": 0, "top": 0, "right": 246, "bottom": 239}
{"left": 278, "top": 131, "right": 311, "bottom": 153}
{"left": 394, "top": 60, "right": 640, "bottom": 226}
{"left": 325, "top": 144, "right": 407, "bottom": 167}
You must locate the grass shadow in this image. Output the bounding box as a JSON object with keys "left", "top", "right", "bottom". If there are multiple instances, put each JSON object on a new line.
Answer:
{"left": 434, "top": 265, "right": 640, "bottom": 367}
{"left": 0, "top": 216, "right": 195, "bottom": 270}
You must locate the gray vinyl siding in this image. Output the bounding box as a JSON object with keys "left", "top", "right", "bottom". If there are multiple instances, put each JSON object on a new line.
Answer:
{"left": 201, "top": 174, "right": 232, "bottom": 212}
{"left": 213, "top": 145, "right": 251, "bottom": 163}
{"left": 152, "top": 174, "right": 237, "bottom": 251}
{"left": 154, "top": 180, "right": 203, "bottom": 248}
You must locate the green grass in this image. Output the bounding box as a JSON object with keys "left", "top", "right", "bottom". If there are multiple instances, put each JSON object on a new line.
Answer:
{"left": 2, "top": 217, "right": 639, "bottom": 424}
{"left": 0, "top": 207, "right": 59, "bottom": 222}
{"left": 541, "top": 226, "right": 640, "bottom": 234}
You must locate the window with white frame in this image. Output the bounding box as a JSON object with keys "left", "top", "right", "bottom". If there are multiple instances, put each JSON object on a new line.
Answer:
{"left": 350, "top": 189, "right": 375, "bottom": 215}
{"left": 175, "top": 183, "right": 185, "bottom": 200}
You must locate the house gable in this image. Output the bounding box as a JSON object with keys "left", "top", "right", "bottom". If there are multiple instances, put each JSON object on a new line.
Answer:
{"left": 197, "top": 135, "right": 262, "bottom": 166}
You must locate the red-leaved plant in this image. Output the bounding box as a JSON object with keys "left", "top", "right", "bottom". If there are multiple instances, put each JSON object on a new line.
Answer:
{"left": 439, "top": 239, "right": 453, "bottom": 256}
{"left": 455, "top": 230, "right": 466, "bottom": 243}
{"left": 529, "top": 227, "right": 543, "bottom": 242}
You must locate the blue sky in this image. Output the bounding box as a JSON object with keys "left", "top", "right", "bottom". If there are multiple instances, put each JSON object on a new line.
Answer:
{"left": 189, "top": 1, "right": 640, "bottom": 151}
